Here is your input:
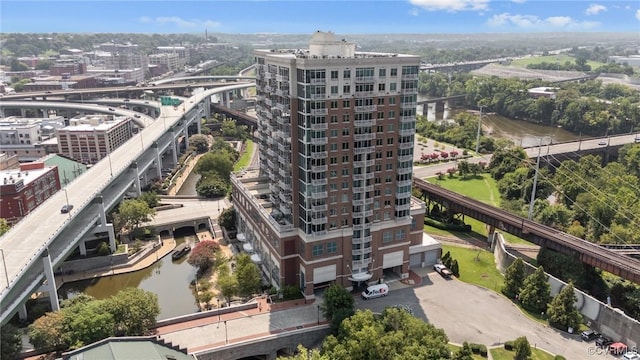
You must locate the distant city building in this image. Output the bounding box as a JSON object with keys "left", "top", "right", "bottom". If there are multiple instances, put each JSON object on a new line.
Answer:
{"left": 97, "top": 42, "right": 140, "bottom": 55}
{"left": 0, "top": 116, "right": 65, "bottom": 161}
{"left": 148, "top": 53, "right": 180, "bottom": 72}
{"left": 0, "top": 162, "right": 61, "bottom": 224}
{"left": 86, "top": 67, "right": 144, "bottom": 85}
{"left": 156, "top": 46, "right": 190, "bottom": 68}
{"left": 0, "top": 153, "right": 19, "bottom": 170}
{"left": 23, "top": 75, "right": 97, "bottom": 91}
{"left": 104, "top": 53, "right": 149, "bottom": 72}
{"left": 55, "top": 114, "right": 135, "bottom": 164}
{"left": 41, "top": 153, "right": 87, "bottom": 187}
{"left": 608, "top": 55, "right": 640, "bottom": 67}
{"left": 231, "top": 31, "right": 437, "bottom": 300}
{"left": 527, "top": 87, "right": 558, "bottom": 99}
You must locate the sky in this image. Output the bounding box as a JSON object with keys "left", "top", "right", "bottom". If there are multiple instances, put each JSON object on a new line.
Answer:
{"left": 1, "top": 0, "right": 639, "bottom": 34}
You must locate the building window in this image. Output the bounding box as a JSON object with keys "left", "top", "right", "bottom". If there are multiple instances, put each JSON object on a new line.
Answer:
{"left": 386, "top": 163, "right": 393, "bottom": 170}
{"left": 327, "top": 242, "right": 337, "bottom": 254}
{"left": 378, "top": 83, "right": 386, "bottom": 91}
{"left": 342, "top": 155, "right": 349, "bottom": 163}
{"left": 387, "top": 138, "right": 394, "bottom": 145}
{"left": 390, "top": 68, "right": 398, "bottom": 76}
{"left": 341, "top": 218, "right": 349, "bottom": 226}
{"left": 330, "top": 157, "right": 337, "bottom": 164}
{"left": 383, "top": 231, "right": 393, "bottom": 243}
{"left": 329, "top": 221, "right": 337, "bottom": 229}
{"left": 341, "top": 194, "right": 349, "bottom": 203}
{"left": 375, "top": 164, "right": 382, "bottom": 171}
{"left": 343, "top": 100, "right": 350, "bottom": 108}
{"left": 330, "top": 129, "right": 338, "bottom": 137}
{"left": 389, "top": 97, "right": 396, "bottom": 104}
{"left": 389, "top": 110, "right": 395, "bottom": 118}
{"left": 331, "top": 86, "right": 339, "bottom": 94}
{"left": 331, "top": 101, "right": 338, "bottom": 109}
{"left": 330, "top": 183, "right": 337, "bottom": 190}
{"left": 379, "top": 68, "right": 386, "bottom": 77}
{"left": 331, "top": 70, "right": 339, "bottom": 79}
{"left": 342, "top": 142, "right": 349, "bottom": 150}
{"left": 343, "top": 69, "right": 351, "bottom": 78}
{"left": 396, "top": 229, "right": 406, "bottom": 241}
{"left": 386, "top": 150, "right": 393, "bottom": 158}
{"left": 384, "top": 200, "right": 391, "bottom": 207}
{"left": 377, "top": 111, "right": 384, "bottom": 119}
{"left": 342, "top": 181, "right": 349, "bottom": 189}
{"left": 341, "top": 168, "right": 349, "bottom": 176}
{"left": 330, "top": 115, "right": 338, "bottom": 123}
{"left": 312, "top": 244, "right": 324, "bottom": 257}
{"left": 385, "top": 188, "right": 392, "bottom": 195}
{"left": 343, "top": 114, "right": 350, "bottom": 122}
{"left": 330, "top": 208, "right": 337, "bottom": 216}
{"left": 330, "top": 143, "right": 338, "bottom": 151}
{"left": 342, "top": 128, "right": 350, "bottom": 136}
{"left": 388, "top": 124, "right": 395, "bottom": 132}
{"left": 343, "top": 85, "right": 351, "bottom": 93}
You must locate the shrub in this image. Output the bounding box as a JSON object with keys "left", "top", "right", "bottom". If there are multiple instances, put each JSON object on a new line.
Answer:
{"left": 504, "top": 341, "right": 514, "bottom": 351}
{"left": 478, "top": 344, "right": 487, "bottom": 357}
{"left": 554, "top": 356, "right": 566, "bottom": 360}
{"left": 97, "top": 242, "right": 111, "bottom": 256}
{"left": 469, "top": 343, "right": 481, "bottom": 354}
{"left": 450, "top": 259, "right": 459, "bottom": 277}
{"left": 282, "top": 285, "right": 302, "bottom": 300}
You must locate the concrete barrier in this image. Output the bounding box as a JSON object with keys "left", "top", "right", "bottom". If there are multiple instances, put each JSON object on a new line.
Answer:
{"left": 156, "top": 303, "right": 258, "bottom": 326}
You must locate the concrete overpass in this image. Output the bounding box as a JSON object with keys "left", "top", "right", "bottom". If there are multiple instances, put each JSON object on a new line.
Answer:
{"left": 0, "top": 82, "right": 254, "bottom": 325}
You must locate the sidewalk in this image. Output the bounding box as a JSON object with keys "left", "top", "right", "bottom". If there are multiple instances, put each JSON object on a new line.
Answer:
{"left": 55, "top": 238, "right": 177, "bottom": 286}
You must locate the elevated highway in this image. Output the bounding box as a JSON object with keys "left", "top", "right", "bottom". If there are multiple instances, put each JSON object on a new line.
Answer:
{"left": 413, "top": 178, "right": 640, "bottom": 284}
{"left": 0, "top": 82, "right": 254, "bottom": 325}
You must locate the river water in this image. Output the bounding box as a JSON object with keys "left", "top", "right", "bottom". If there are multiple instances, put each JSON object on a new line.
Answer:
{"left": 58, "top": 169, "right": 203, "bottom": 320}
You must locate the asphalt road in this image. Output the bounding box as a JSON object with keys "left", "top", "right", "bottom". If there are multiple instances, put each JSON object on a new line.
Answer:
{"left": 356, "top": 272, "right": 612, "bottom": 360}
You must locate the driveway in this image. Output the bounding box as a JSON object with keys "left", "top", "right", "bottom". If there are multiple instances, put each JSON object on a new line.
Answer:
{"left": 356, "top": 272, "right": 610, "bottom": 360}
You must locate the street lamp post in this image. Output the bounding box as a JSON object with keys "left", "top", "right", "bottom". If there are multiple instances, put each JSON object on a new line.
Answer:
{"left": 108, "top": 153, "right": 113, "bottom": 177}
{"left": 224, "top": 320, "right": 228, "bottom": 344}
{"left": 475, "top": 106, "right": 484, "bottom": 154}
{"left": 63, "top": 188, "right": 71, "bottom": 219}
{"left": 217, "top": 299, "right": 221, "bottom": 326}
{"left": 1, "top": 249, "right": 9, "bottom": 289}
{"left": 317, "top": 305, "right": 320, "bottom": 325}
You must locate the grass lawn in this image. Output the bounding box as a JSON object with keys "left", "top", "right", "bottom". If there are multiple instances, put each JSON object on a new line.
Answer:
{"left": 509, "top": 54, "right": 605, "bottom": 69}
{"left": 441, "top": 244, "right": 504, "bottom": 292}
{"left": 233, "top": 140, "right": 254, "bottom": 172}
{"left": 447, "top": 344, "right": 485, "bottom": 360}
{"left": 424, "top": 175, "right": 531, "bottom": 245}
{"left": 491, "top": 347, "right": 557, "bottom": 360}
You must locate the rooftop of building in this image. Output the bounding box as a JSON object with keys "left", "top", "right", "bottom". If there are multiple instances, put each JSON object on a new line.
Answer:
{"left": 62, "top": 336, "right": 194, "bottom": 360}
{"left": 62, "top": 115, "right": 130, "bottom": 131}
{"left": 0, "top": 163, "right": 54, "bottom": 187}
{"left": 41, "top": 154, "right": 87, "bottom": 186}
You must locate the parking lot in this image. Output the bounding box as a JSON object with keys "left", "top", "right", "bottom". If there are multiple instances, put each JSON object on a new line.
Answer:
{"left": 356, "top": 270, "right": 616, "bottom": 359}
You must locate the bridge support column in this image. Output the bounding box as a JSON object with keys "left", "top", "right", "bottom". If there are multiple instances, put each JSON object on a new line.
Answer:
{"left": 266, "top": 352, "right": 277, "bottom": 360}
{"left": 487, "top": 225, "right": 496, "bottom": 248}
{"left": 204, "top": 97, "right": 211, "bottom": 119}
{"left": 21, "top": 109, "right": 27, "bottom": 117}
{"left": 427, "top": 103, "right": 436, "bottom": 122}
{"left": 79, "top": 240, "right": 87, "bottom": 256}
{"left": 98, "top": 198, "right": 117, "bottom": 252}
{"left": 422, "top": 104, "right": 428, "bottom": 117}
{"left": 154, "top": 145, "right": 163, "bottom": 179}
{"left": 171, "top": 131, "right": 178, "bottom": 164}
{"left": 132, "top": 162, "right": 142, "bottom": 197}
{"left": 443, "top": 100, "right": 451, "bottom": 120}
{"left": 183, "top": 123, "right": 190, "bottom": 149}
{"left": 18, "top": 303, "right": 28, "bottom": 321}
{"left": 42, "top": 249, "right": 60, "bottom": 312}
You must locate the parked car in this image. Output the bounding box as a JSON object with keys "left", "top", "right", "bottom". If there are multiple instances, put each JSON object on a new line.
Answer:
{"left": 60, "top": 204, "right": 74, "bottom": 214}
{"left": 108, "top": 108, "right": 115, "bottom": 111}
{"left": 623, "top": 351, "right": 640, "bottom": 360}
{"left": 581, "top": 329, "right": 599, "bottom": 341}
{"left": 361, "top": 284, "right": 389, "bottom": 300}
{"left": 595, "top": 336, "right": 613, "bottom": 348}
{"left": 609, "top": 342, "right": 628, "bottom": 355}
{"left": 598, "top": 140, "right": 608, "bottom": 146}
{"left": 434, "top": 263, "right": 453, "bottom": 278}
{"left": 635, "top": 135, "right": 640, "bottom": 143}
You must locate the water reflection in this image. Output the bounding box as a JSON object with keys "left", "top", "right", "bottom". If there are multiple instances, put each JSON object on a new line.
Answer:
{"left": 479, "top": 112, "right": 580, "bottom": 148}
{"left": 58, "top": 235, "right": 199, "bottom": 320}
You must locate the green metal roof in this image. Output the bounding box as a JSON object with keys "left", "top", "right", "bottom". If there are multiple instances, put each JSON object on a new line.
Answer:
{"left": 63, "top": 336, "right": 194, "bottom": 360}
{"left": 42, "top": 154, "right": 87, "bottom": 186}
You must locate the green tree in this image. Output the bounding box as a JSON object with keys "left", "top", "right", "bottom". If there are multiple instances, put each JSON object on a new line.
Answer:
{"left": 503, "top": 258, "right": 527, "bottom": 298}
{"left": 322, "top": 284, "right": 355, "bottom": 334}
{"left": 277, "top": 344, "right": 327, "bottom": 360}
{"left": 216, "top": 264, "right": 238, "bottom": 304}
{"left": 187, "top": 240, "right": 219, "bottom": 271}
{"left": 513, "top": 336, "right": 532, "bottom": 360}
{"left": 0, "top": 218, "right": 10, "bottom": 236}
{"left": 235, "top": 253, "right": 262, "bottom": 298}
{"left": 488, "top": 143, "right": 527, "bottom": 181}
{"left": 546, "top": 283, "right": 583, "bottom": 331}
{"left": 196, "top": 151, "right": 234, "bottom": 180}
{"left": 519, "top": 266, "right": 551, "bottom": 313}
{"left": 64, "top": 300, "right": 115, "bottom": 349}
{"left": 118, "top": 198, "right": 156, "bottom": 239}
{"left": 1, "top": 324, "right": 23, "bottom": 360}
{"left": 218, "top": 206, "right": 236, "bottom": 229}
{"left": 28, "top": 311, "right": 68, "bottom": 351}
{"left": 105, "top": 288, "right": 159, "bottom": 336}
{"left": 189, "top": 134, "right": 210, "bottom": 153}
{"left": 196, "top": 173, "right": 229, "bottom": 198}
{"left": 322, "top": 308, "right": 450, "bottom": 360}
{"left": 138, "top": 191, "right": 160, "bottom": 208}
{"left": 453, "top": 342, "right": 474, "bottom": 360}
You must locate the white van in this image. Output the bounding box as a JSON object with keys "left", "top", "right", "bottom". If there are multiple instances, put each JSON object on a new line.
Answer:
{"left": 361, "top": 284, "right": 389, "bottom": 300}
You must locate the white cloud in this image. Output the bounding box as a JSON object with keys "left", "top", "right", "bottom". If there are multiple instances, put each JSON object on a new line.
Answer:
{"left": 409, "top": 8, "right": 420, "bottom": 16}
{"left": 487, "top": 13, "right": 600, "bottom": 30}
{"left": 511, "top": 0, "right": 526, "bottom": 3}
{"left": 585, "top": 4, "right": 607, "bottom": 15}
{"left": 636, "top": 9, "right": 640, "bottom": 21}
{"left": 408, "top": 0, "right": 489, "bottom": 12}
{"left": 138, "top": 16, "right": 221, "bottom": 29}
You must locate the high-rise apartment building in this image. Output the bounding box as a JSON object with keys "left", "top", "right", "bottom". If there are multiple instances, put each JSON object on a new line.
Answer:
{"left": 231, "top": 32, "right": 438, "bottom": 300}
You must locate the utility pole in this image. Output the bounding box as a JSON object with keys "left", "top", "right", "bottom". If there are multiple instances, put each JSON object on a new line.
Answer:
{"left": 475, "top": 106, "right": 483, "bottom": 154}
{"left": 528, "top": 138, "right": 543, "bottom": 220}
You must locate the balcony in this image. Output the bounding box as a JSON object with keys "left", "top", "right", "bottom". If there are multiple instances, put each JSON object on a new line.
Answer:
{"left": 311, "top": 216, "right": 327, "bottom": 225}
{"left": 401, "top": 102, "right": 417, "bottom": 109}
{"left": 399, "top": 142, "right": 413, "bottom": 150}
{"left": 353, "top": 210, "right": 373, "bottom": 218}
{"left": 353, "top": 159, "right": 375, "bottom": 168}
{"left": 264, "top": 85, "right": 273, "bottom": 93}
{"left": 352, "top": 184, "right": 374, "bottom": 193}
{"left": 311, "top": 151, "right": 328, "bottom": 159}
{"left": 276, "top": 74, "right": 289, "bottom": 82}
{"left": 311, "top": 78, "right": 326, "bottom": 85}
{"left": 278, "top": 180, "right": 291, "bottom": 191}
{"left": 354, "top": 146, "right": 375, "bottom": 155}
{"left": 311, "top": 165, "right": 328, "bottom": 172}
{"left": 397, "top": 167, "right": 412, "bottom": 175}
{"left": 352, "top": 197, "right": 373, "bottom": 206}
{"left": 396, "top": 203, "right": 411, "bottom": 211}
{"left": 352, "top": 258, "right": 372, "bottom": 268}
{"left": 279, "top": 204, "right": 291, "bottom": 215}
{"left": 310, "top": 137, "right": 328, "bottom": 145}
{"left": 266, "top": 149, "right": 275, "bottom": 157}
{"left": 355, "top": 105, "right": 377, "bottom": 113}
{"left": 399, "top": 116, "right": 414, "bottom": 123}
{"left": 397, "top": 179, "right": 412, "bottom": 187}
{"left": 279, "top": 191, "right": 292, "bottom": 203}
{"left": 396, "top": 191, "right": 411, "bottom": 199}
{"left": 353, "top": 235, "right": 373, "bottom": 244}
{"left": 351, "top": 246, "right": 372, "bottom": 256}
{"left": 354, "top": 133, "right": 376, "bottom": 141}
{"left": 278, "top": 155, "right": 287, "bottom": 164}
{"left": 310, "top": 123, "right": 328, "bottom": 131}
{"left": 276, "top": 103, "right": 288, "bottom": 112}
{"left": 310, "top": 93, "right": 326, "bottom": 100}
{"left": 269, "top": 183, "right": 278, "bottom": 193}
{"left": 401, "top": 87, "right": 418, "bottom": 94}
{"left": 399, "top": 129, "right": 414, "bottom": 137}
{"left": 267, "top": 160, "right": 276, "bottom": 170}
{"left": 311, "top": 191, "right": 328, "bottom": 199}
{"left": 311, "top": 178, "right": 328, "bottom": 186}
{"left": 352, "top": 222, "right": 371, "bottom": 231}
{"left": 265, "top": 111, "right": 273, "bottom": 120}
{"left": 278, "top": 168, "right": 287, "bottom": 178}
{"left": 311, "top": 108, "right": 328, "bottom": 116}
{"left": 312, "top": 204, "right": 328, "bottom": 212}
{"left": 275, "top": 88, "right": 290, "bottom": 97}
{"left": 354, "top": 119, "right": 376, "bottom": 127}
{"left": 398, "top": 154, "right": 413, "bottom": 162}
{"left": 256, "top": 95, "right": 265, "bottom": 101}
{"left": 264, "top": 98, "right": 273, "bottom": 106}
{"left": 354, "top": 91, "right": 375, "bottom": 98}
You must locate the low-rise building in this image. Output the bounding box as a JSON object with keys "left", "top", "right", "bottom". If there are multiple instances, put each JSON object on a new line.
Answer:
{"left": 0, "top": 162, "right": 61, "bottom": 224}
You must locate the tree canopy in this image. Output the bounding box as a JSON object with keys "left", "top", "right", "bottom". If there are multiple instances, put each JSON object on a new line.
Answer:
{"left": 546, "top": 283, "right": 583, "bottom": 331}
{"left": 234, "top": 253, "right": 261, "bottom": 297}
{"left": 321, "top": 284, "right": 355, "bottom": 334}
{"left": 519, "top": 266, "right": 551, "bottom": 313}
{"left": 187, "top": 240, "right": 220, "bottom": 271}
